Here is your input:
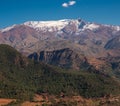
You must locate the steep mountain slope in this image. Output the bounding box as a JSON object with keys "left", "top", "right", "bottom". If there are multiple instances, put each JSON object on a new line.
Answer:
{"left": 0, "top": 19, "right": 120, "bottom": 81}
{"left": 0, "top": 44, "right": 120, "bottom": 101}
{"left": 98, "top": 56, "right": 120, "bottom": 79}
{"left": 28, "top": 48, "right": 90, "bottom": 70}
{"left": 0, "top": 19, "right": 120, "bottom": 57}
{"left": 105, "top": 35, "right": 120, "bottom": 50}
{"left": 28, "top": 47, "right": 120, "bottom": 80}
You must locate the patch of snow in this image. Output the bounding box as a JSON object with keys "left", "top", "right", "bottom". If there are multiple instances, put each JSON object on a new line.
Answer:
{"left": 1, "top": 25, "right": 16, "bottom": 32}
{"left": 84, "top": 23, "right": 100, "bottom": 30}
{"left": 23, "top": 19, "right": 71, "bottom": 32}
{"left": 101, "top": 24, "right": 120, "bottom": 31}
{"left": 113, "top": 26, "right": 120, "bottom": 31}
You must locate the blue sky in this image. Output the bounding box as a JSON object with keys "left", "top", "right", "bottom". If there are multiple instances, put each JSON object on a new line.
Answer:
{"left": 0, "top": 0, "right": 120, "bottom": 28}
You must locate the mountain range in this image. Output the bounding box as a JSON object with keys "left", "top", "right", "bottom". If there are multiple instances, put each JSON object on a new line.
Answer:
{"left": 0, "top": 19, "right": 120, "bottom": 105}
{"left": 0, "top": 19, "right": 120, "bottom": 56}
{"left": 0, "top": 19, "right": 120, "bottom": 78}
{"left": 0, "top": 19, "right": 120, "bottom": 55}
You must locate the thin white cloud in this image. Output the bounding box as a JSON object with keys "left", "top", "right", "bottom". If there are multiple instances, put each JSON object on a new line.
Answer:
{"left": 62, "top": 1, "right": 76, "bottom": 8}
{"left": 62, "top": 3, "right": 69, "bottom": 8}
{"left": 69, "top": 1, "right": 76, "bottom": 6}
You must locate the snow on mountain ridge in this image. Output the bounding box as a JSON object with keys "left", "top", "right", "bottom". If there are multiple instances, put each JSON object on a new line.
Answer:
{"left": 112, "top": 26, "right": 120, "bottom": 31}
{"left": 84, "top": 23, "right": 100, "bottom": 30}
{"left": 23, "top": 19, "right": 101, "bottom": 32}
{"left": 23, "top": 19, "right": 80, "bottom": 32}
{"left": 1, "top": 24, "right": 16, "bottom": 32}
{"left": 1, "top": 19, "right": 120, "bottom": 33}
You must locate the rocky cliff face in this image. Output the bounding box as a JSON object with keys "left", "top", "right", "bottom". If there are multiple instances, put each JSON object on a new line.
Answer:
{"left": 28, "top": 47, "right": 120, "bottom": 77}
{"left": 28, "top": 48, "right": 90, "bottom": 70}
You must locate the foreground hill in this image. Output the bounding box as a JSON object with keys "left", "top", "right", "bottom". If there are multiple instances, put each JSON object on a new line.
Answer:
{"left": 0, "top": 44, "right": 120, "bottom": 103}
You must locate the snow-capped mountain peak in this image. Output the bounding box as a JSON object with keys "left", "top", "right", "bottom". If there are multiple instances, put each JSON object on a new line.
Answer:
{"left": 1, "top": 19, "right": 120, "bottom": 33}
{"left": 23, "top": 19, "right": 72, "bottom": 32}
{"left": 23, "top": 19, "right": 100, "bottom": 32}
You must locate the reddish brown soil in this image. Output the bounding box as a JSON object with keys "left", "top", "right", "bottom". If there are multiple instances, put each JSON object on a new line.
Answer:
{"left": 0, "top": 98, "right": 15, "bottom": 106}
